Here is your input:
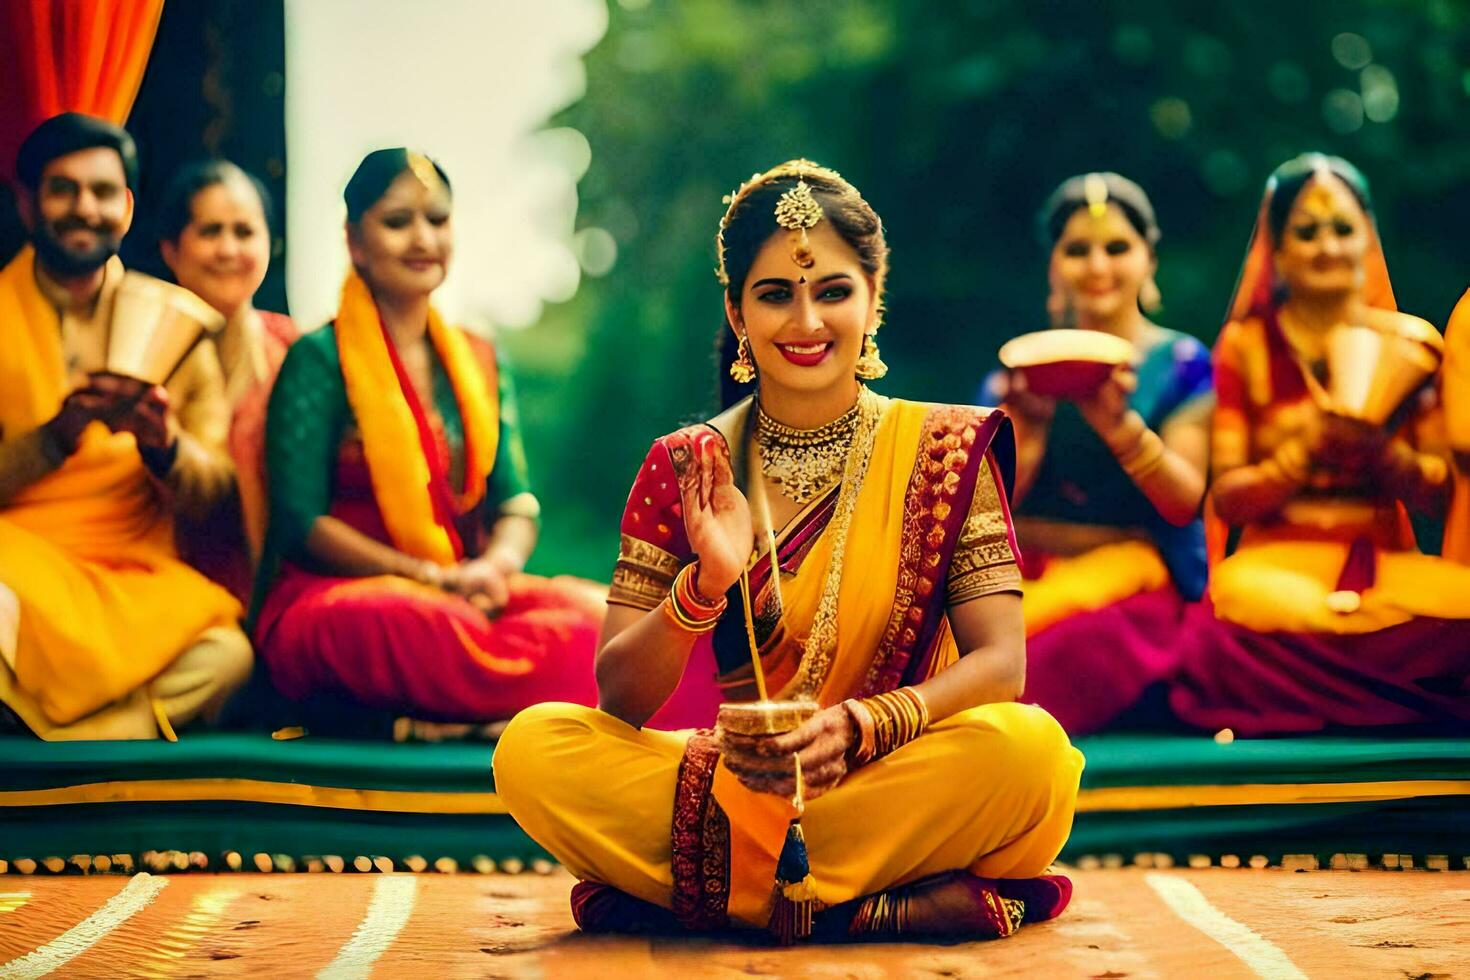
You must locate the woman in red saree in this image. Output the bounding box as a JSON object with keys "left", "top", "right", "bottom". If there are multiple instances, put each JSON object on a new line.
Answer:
{"left": 494, "top": 161, "right": 1081, "bottom": 943}
{"left": 1174, "top": 153, "right": 1470, "bottom": 735}
{"left": 159, "top": 160, "right": 298, "bottom": 603}
{"left": 251, "top": 149, "right": 601, "bottom": 722}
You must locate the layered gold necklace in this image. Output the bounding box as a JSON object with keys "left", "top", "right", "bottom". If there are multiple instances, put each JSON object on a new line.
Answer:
{"left": 754, "top": 394, "right": 865, "bottom": 506}
{"left": 745, "top": 387, "right": 887, "bottom": 699}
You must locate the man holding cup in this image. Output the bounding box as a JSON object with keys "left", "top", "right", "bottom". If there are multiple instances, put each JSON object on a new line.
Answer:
{"left": 0, "top": 113, "right": 250, "bottom": 739}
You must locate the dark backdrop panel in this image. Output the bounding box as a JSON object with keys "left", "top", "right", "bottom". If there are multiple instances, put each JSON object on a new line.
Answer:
{"left": 122, "top": 0, "right": 289, "bottom": 315}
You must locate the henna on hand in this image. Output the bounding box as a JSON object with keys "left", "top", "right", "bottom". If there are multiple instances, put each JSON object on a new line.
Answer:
{"left": 718, "top": 705, "right": 855, "bottom": 800}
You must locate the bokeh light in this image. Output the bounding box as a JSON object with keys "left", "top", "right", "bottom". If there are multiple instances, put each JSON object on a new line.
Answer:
{"left": 1150, "top": 97, "right": 1193, "bottom": 140}
{"left": 1360, "top": 65, "right": 1400, "bottom": 123}
{"left": 1331, "top": 32, "right": 1373, "bottom": 70}
{"left": 1322, "top": 88, "right": 1365, "bottom": 133}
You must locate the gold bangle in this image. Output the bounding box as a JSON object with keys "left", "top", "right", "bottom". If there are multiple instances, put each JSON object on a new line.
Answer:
{"left": 842, "top": 698, "right": 877, "bottom": 767}
{"left": 859, "top": 687, "right": 930, "bottom": 760}
{"left": 1117, "top": 428, "right": 1166, "bottom": 480}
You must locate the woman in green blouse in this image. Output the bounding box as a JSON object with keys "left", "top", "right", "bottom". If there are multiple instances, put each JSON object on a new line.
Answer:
{"left": 251, "top": 149, "right": 602, "bottom": 721}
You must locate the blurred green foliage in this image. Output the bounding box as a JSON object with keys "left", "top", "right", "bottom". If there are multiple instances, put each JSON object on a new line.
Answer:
{"left": 510, "top": 0, "right": 1470, "bottom": 580}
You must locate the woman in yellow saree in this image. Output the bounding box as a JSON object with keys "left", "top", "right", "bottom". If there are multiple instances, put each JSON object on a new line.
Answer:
{"left": 494, "top": 162, "right": 1083, "bottom": 942}
{"left": 1176, "top": 154, "right": 1470, "bottom": 734}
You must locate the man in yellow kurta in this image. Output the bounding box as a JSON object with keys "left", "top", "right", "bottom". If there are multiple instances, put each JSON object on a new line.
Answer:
{"left": 0, "top": 113, "right": 250, "bottom": 740}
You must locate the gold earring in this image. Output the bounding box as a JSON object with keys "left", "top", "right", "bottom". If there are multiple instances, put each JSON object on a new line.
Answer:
{"left": 730, "top": 334, "right": 756, "bottom": 383}
{"left": 855, "top": 332, "right": 887, "bottom": 380}
{"left": 1140, "top": 277, "right": 1162, "bottom": 314}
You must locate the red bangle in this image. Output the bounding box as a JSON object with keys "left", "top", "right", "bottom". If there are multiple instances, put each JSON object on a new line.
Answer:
{"left": 664, "top": 561, "right": 726, "bottom": 634}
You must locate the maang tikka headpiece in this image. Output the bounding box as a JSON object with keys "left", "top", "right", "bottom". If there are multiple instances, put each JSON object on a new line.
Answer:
{"left": 715, "top": 159, "right": 839, "bottom": 285}
{"left": 1083, "top": 172, "right": 1110, "bottom": 220}
{"left": 774, "top": 172, "right": 824, "bottom": 269}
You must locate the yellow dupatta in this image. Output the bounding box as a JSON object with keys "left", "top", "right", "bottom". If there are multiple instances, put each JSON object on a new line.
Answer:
{"left": 0, "top": 247, "right": 239, "bottom": 726}
{"left": 333, "top": 270, "right": 499, "bottom": 566}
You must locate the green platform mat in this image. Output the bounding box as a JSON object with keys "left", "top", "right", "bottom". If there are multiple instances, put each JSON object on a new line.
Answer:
{"left": 1, "top": 732, "right": 1466, "bottom": 867}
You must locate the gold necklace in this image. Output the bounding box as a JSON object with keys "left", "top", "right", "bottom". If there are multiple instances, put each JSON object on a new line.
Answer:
{"left": 754, "top": 394, "right": 864, "bottom": 506}
{"left": 784, "top": 387, "right": 886, "bottom": 697}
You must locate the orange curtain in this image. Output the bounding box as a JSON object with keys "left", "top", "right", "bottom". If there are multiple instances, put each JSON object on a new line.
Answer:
{"left": 0, "top": 0, "right": 165, "bottom": 180}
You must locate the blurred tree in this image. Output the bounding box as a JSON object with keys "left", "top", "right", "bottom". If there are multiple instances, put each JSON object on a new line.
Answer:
{"left": 510, "top": 0, "right": 1470, "bottom": 579}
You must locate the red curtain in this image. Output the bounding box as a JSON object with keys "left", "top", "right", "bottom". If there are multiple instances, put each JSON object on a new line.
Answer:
{"left": 0, "top": 0, "right": 165, "bottom": 180}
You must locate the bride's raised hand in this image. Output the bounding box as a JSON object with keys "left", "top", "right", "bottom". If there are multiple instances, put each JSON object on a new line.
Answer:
{"left": 676, "top": 429, "right": 754, "bottom": 600}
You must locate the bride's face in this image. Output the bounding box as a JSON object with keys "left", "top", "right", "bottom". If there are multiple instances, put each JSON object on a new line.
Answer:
{"left": 728, "top": 221, "right": 877, "bottom": 397}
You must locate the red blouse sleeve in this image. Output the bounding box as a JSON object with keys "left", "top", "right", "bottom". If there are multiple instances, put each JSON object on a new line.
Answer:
{"left": 608, "top": 435, "right": 696, "bottom": 610}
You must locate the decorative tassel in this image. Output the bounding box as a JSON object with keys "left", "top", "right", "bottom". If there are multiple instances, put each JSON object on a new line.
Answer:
{"left": 769, "top": 821, "right": 819, "bottom": 943}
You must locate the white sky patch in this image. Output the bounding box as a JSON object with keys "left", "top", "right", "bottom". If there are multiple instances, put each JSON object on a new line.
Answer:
{"left": 284, "top": 0, "right": 607, "bottom": 332}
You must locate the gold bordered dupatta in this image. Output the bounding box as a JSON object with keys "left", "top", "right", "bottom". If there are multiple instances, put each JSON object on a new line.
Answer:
{"left": 704, "top": 396, "right": 1009, "bottom": 707}
{"left": 333, "top": 271, "right": 499, "bottom": 566}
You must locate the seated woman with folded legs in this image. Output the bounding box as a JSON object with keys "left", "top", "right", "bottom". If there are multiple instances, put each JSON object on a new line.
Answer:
{"left": 982, "top": 174, "right": 1211, "bottom": 734}
{"left": 1176, "top": 153, "right": 1470, "bottom": 734}
{"left": 252, "top": 149, "right": 602, "bottom": 723}
{"left": 495, "top": 161, "right": 1083, "bottom": 942}
{"left": 159, "top": 160, "right": 298, "bottom": 602}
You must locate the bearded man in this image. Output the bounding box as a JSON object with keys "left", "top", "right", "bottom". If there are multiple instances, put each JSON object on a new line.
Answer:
{"left": 0, "top": 113, "right": 250, "bottom": 739}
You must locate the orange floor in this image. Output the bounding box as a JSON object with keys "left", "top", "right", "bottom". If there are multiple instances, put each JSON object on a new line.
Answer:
{"left": 1, "top": 867, "right": 1467, "bottom": 978}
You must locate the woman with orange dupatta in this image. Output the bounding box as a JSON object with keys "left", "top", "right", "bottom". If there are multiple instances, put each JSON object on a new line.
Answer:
{"left": 494, "top": 161, "right": 1082, "bottom": 943}
{"left": 251, "top": 149, "right": 602, "bottom": 722}
{"left": 1174, "top": 153, "right": 1470, "bottom": 735}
